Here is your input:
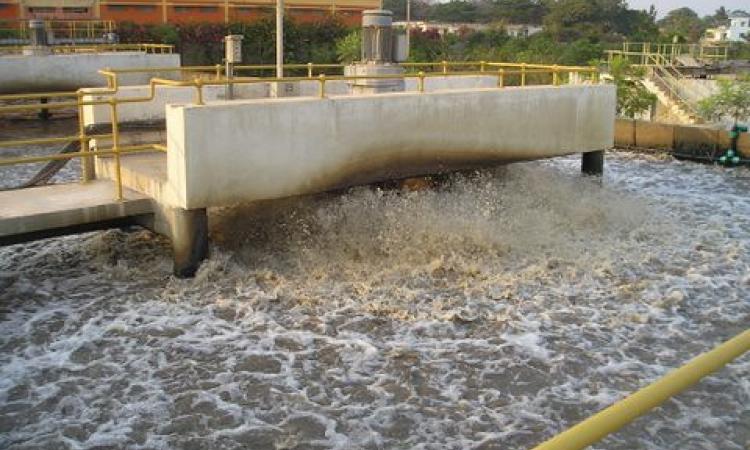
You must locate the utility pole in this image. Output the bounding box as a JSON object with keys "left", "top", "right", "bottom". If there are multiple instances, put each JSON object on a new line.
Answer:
{"left": 276, "top": 0, "right": 284, "bottom": 78}
{"left": 406, "top": 0, "right": 411, "bottom": 51}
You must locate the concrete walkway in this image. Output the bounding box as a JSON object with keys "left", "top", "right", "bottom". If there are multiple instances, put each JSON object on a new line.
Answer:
{"left": 0, "top": 180, "right": 152, "bottom": 245}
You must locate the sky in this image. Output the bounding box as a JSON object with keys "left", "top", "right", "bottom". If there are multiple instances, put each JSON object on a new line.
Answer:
{"left": 626, "top": 0, "right": 748, "bottom": 18}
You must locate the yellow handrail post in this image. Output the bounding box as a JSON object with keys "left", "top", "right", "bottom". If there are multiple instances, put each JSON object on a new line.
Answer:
{"left": 194, "top": 78, "right": 204, "bottom": 105}
{"left": 531, "top": 329, "right": 750, "bottom": 450}
{"left": 480, "top": 60, "right": 486, "bottom": 72}
{"left": 442, "top": 60, "right": 448, "bottom": 74}
{"left": 215, "top": 64, "right": 222, "bottom": 80}
{"left": 307, "top": 62, "right": 314, "bottom": 79}
{"left": 108, "top": 99, "right": 123, "bottom": 201}
{"left": 521, "top": 63, "right": 527, "bottom": 87}
{"left": 318, "top": 74, "right": 326, "bottom": 98}
{"left": 76, "top": 91, "right": 93, "bottom": 183}
{"left": 417, "top": 71, "right": 425, "bottom": 93}
{"left": 496, "top": 68, "right": 504, "bottom": 88}
{"left": 552, "top": 65, "right": 559, "bottom": 86}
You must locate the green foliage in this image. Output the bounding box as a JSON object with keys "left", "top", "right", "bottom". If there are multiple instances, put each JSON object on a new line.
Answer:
{"left": 118, "top": 18, "right": 349, "bottom": 66}
{"left": 658, "top": 7, "right": 704, "bottom": 42}
{"left": 336, "top": 30, "right": 361, "bottom": 63}
{"left": 698, "top": 76, "right": 750, "bottom": 126}
{"left": 608, "top": 56, "right": 656, "bottom": 118}
{"left": 427, "top": 1, "right": 479, "bottom": 23}
{"left": 543, "top": 0, "right": 631, "bottom": 42}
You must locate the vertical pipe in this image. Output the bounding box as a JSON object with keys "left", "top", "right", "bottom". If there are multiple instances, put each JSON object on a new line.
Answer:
{"left": 109, "top": 100, "right": 123, "bottom": 201}
{"left": 276, "top": 0, "right": 284, "bottom": 78}
{"left": 307, "top": 62, "right": 313, "bottom": 78}
{"left": 521, "top": 63, "right": 526, "bottom": 87}
{"left": 497, "top": 68, "right": 504, "bottom": 88}
{"left": 318, "top": 74, "right": 326, "bottom": 98}
{"left": 77, "top": 91, "right": 93, "bottom": 183}
{"left": 417, "top": 71, "right": 425, "bottom": 92}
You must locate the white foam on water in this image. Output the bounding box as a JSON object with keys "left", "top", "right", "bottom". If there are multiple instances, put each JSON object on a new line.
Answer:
{"left": 1, "top": 151, "right": 749, "bottom": 449}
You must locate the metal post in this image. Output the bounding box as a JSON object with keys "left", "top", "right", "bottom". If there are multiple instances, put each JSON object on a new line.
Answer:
{"left": 225, "top": 60, "right": 234, "bottom": 99}
{"left": 318, "top": 74, "right": 326, "bottom": 98}
{"left": 38, "top": 97, "right": 50, "bottom": 120}
{"left": 77, "top": 91, "right": 93, "bottom": 183}
{"left": 276, "top": 0, "right": 284, "bottom": 78}
{"left": 109, "top": 100, "right": 123, "bottom": 201}
{"left": 406, "top": 0, "right": 411, "bottom": 52}
{"left": 417, "top": 71, "right": 425, "bottom": 92}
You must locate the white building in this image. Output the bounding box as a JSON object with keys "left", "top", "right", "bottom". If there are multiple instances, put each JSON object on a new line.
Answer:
{"left": 393, "top": 21, "right": 542, "bottom": 38}
{"left": 727, "top": 10, "right": 749, "bottom": 42}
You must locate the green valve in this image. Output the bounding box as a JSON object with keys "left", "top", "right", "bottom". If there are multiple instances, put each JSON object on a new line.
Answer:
{"left": 719, "top": 156, "right": 727, "bottom": 163}
{"left": 737, "top": 126, "right": 748, "bottom": 133}
{"left": 729, "top": 131, "right": 739, "bottom": 139}
{"left": 727, "top": 149, "right": 735, "bottom": 158}
{"left": 732, "top": 156, "right": 740, "bottom": 164}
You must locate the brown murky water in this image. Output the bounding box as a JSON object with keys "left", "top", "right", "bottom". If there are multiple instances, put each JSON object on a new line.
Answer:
{"left": 0, "top": 119, "right": 749, "bottom": 449}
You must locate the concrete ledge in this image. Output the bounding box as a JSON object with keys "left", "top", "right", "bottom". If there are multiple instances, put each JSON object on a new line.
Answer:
{"left": 166, "top": 84, "right": 616, "bottom": 209}
{"left": 0, "top": 52, "right": 181, "bottom": 94}
{"left": 0, "top": 181, "right": 152, "bottom": 239}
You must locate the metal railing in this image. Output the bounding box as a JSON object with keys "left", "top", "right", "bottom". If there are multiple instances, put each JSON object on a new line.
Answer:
{"left": 610, "top": 42, "right": 730, "bottom": 65}
{"left": 0, "top": 43, "right": 174, "bottom": 55}
{"left": 531, "top": 328, "right": 750, "bottom": 450}
{"left": 0, "top": 19, "right": 116, "bottom": 41}
{"left": 96, "top": 61, "right": 598, "bottom": 89}
{"left": 1, "top": 61, "right": 599, "bottom": 201}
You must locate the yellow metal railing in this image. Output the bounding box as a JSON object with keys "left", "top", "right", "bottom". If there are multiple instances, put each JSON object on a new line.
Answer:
{"left": 531, "top": 328, "right": 750, "bottom": 450}
{"left": 0, "top": 19, "right": 116, "bottom": 41}
{"left": 612, "top": 42, "right": 730, "bottom": 65}
{"left": 1, "top": 61, "right": 599, "bottom": 201}
{"left": 0, "top": 43, "right": 174, "bottom": 55}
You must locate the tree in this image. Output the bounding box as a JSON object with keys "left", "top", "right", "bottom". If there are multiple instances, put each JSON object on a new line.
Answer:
{"left": 382, "top": 0, "right": 431, "bottom": 21}
{"left": 608, "top": 56, "right": 657, "bottom": 118}
{"left": 658, "top": 7, "right": 704, "bottom": 42}
{"left": 542, "top": 0, "right": 630, "bottom": 42}
{"left": 427, "top": 0, "right": 479, "bottom": 23}
{"left": 698, "top": 76, "right": 750, "bottom": 126}
{"left": 336, "top": 30, "right": 361, "bottom": 63}
{"left": 480, "top": 0, "right": 548, "bottom": 25}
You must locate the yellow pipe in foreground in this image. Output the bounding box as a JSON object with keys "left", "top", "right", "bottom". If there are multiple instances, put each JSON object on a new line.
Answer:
{"left": 531, "top": 328, "right": 750, "bottom": 450}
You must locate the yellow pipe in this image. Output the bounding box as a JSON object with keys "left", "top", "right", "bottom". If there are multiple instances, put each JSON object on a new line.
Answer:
{"left": 0, "top": 145, "right": 159, "bottom": 166}
{"left": 109, "top": 100, "right": 123, "bottom": 201}
{"left": 531, "top": 328, "right": 750, "bottom": 450}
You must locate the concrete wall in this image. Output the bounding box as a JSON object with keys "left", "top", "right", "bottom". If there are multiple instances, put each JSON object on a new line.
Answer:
{"left": 81, "top": 75, "right": 500, "bottom": 125}
{"left": 82, "top": 83, "right": 268, "bottom": 125}
{"left": 164, "top": 85, "right": 616, "bottom": 209}
{"left": 615, "top": 118, "right": 750, "bottom": 158}
{"left": 0, "top": 52, "right": 181, "bottom": 94}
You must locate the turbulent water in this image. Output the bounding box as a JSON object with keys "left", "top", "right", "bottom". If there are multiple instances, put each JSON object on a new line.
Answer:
{"left": 1, "top": 128, "right": 749, "bottom": 449}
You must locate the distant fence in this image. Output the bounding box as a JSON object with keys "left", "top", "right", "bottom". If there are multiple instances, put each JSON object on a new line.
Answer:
{"left": 615, "top": 118, "right": 750, "bottom": 158}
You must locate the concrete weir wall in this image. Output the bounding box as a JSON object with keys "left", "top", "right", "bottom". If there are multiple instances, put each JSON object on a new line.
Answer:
{"left": 615, "top": 118, "right": 750, "bottom": 157}
{"left": 81, "top": 75, "right": 497, "bottom": 125}
{"left": 164, "top": 84, "right": 615, "bottom": 209}
{"left": 0, "top": 52, "right": 181, "bottom": 94}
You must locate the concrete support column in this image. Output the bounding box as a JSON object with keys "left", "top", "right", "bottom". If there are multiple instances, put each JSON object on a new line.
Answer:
{"left": 582, "top": 150, "right": 604, "bottom": 176}
{"left": 168, "top": 208, "right": 209, "bottom": 278}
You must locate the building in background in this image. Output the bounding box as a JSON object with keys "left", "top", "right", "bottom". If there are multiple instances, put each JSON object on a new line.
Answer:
{"left": 704, "top": 10, "right": 749, "bottom": 43}
{"left": 393, "top": 21, "right": 542, "bottom": 38}
{"left": 0, "top": 0, "right": 376, "bottom": 25}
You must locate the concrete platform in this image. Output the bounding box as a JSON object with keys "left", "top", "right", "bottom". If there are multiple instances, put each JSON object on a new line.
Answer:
{"left": 0, "top": 180, "right": 153, "bottom": 245}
